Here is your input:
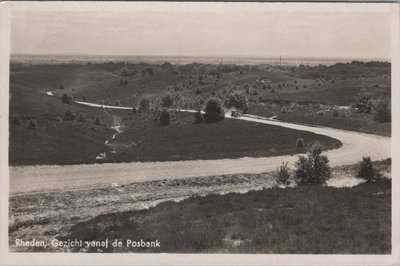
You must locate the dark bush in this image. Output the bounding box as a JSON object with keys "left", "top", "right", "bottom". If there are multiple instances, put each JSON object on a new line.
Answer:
{"left": 356, "top": 156, "right": 381, "bottom": 183}
{"left": 294, "top": 143, "right": 331, "bottom": 185}
{"left": 115, "top": 100, "right": 121, "bottom": 106}
{"left": 59, "top": 84, "right": 65, "bottom": 90}
{"left": 296, "top": 138, "right": 304, "bottom": 148}
{"left": 82, "top": 95, "right": 87, "bottom": 101}
{"left": 204, "top": 98, "right": 225, "bottom": 123}
{"left": 139, "top": 98, "right": 150, "bottom": 112}
{"left": 274, "top": 162, "right": 291, "bottom": 186}
{"left": 158, "top": 108, "right": 171, "bottom": 126}
{"left": 61, "top": 94, "right": 73, "bottom": 105}
{"left": 63, "top": 110, "right": 76, "bottom": 121}
{"left": 373, "top": 99, "right": 391, "bottom": 123}
{"left": 26, "top": 119, "right": 37, "bottom": 129}
{"left": 161, "top": 94, "right": 174, "bottom": 108}
{"left": 332, "top": 109, "right": 339, "bottom": 117}
{"left": 194, "top": 110, "right": 204, "bottom": 124}
{"left": 94, "top": 116, "right": 101, "bottom": 126}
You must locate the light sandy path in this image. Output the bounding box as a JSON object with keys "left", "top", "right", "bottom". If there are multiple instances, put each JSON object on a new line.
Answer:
{"left": 9, "top": 105, "right": 391, "bottom": 195}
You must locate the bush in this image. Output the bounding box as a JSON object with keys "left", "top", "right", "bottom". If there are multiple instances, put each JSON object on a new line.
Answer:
{"left": 82, "top": 95, "right": 87, "bottom": 101}
{"left": 59, "top": 84, "right": 65, "bottom": 90}
{"left": 61, "top": 94, "right": 73, "bottom": 105}
{"left": 332, "top": 109, "right": 339, "bottom": 117}
{"left": 194, "top": 110, "right": 204, "bottom": 124}
{"left": 115, "top": 100, "right": 121, "bottom": 106}
{"left": 373, "top": 99, "right": 391, "bottom": 123}
{"left": 274, "top": 162, "right": 291, "bottom": 186}
{"left": 296, "top": 138, "right": 304, "bottom": 148}
{"left": 56, "top": 116, "right": 62, "bottom": 123}
{"left": 139, "top": 98, "right": 150, "bottom": 112}
{"left": 294, "top": 143, "right": 331, "bottom": 185}
{"left": 63, "top": 110, "right": 76, "bottom": 121}
{"left": 161, "top": 94, "right": 174, "bottom": 108}
{"left": 158, "top": 108, "right": 171, "bottom": 126}
{"left": 94, "top": 116, "right": 101, "bottom": 126}
{"left": 356, "top": 156, "right": 380, "bottom": 183}
{"left": 204, "top": 98, "right": 225, "bottom": 123}
{"left": 225, "top": 91, "right": 249, "bottom": 112}
{"left": 12, "top": 116, "right": 21, "bottom": 125}
{"left": 356, "top": 90, "right": 373, "bottom": 113}
{"left": 26, "top": 119, "right": 37, "bottom": 129}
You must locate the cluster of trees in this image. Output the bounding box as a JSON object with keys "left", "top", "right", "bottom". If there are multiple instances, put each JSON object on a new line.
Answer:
{"left": 356, "top": 90, "right": 391, "bottom": 123}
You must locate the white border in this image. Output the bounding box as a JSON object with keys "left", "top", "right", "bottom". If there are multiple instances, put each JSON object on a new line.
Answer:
{"left": 0, "top": 2, "right": 399, "bottom": 265}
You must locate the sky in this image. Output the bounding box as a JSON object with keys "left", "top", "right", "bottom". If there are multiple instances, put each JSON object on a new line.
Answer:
{"left": 10, "top": 3, "right": 392, "bottom": 59}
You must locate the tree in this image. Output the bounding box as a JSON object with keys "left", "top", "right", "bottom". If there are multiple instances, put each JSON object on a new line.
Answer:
{"left": 203, "top": 98, "right": 225, "bottom": 123}
{"left": 356, "top": 156, "right": 380, "bottom": 183}
{"left": 294, "top": 143, "right": 331, "bottom": 185}
{"left": 356, "top": 90, "right": 373, "bottom": 113}
{"left": 225, "top": 91, "right": 249, "bottom": 112}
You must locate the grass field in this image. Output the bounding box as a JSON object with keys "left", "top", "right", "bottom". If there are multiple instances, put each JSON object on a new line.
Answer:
{"left": 60, "top": 177, "right": 391, "bottom": 254}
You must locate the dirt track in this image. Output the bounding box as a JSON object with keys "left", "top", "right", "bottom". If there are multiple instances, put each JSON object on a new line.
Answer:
{"left": 9, "top": 112, "right": 390, "bottom": 195}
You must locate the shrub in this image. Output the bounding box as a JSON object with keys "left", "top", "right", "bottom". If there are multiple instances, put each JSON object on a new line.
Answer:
{"left": 194, "top": 110, "right": 204, "bottom": 124}
{"left": 12, "top": 116, "right": 21, "bottom": 125}
{"left": 356, "top": 156, "right": 380, "bottom": 183}
{"left": 61, "top": 94, "right": 73, "bottom": 105}
{"left": 115, "top": 100, "right": 121, "bottom": 106}
{"left": 158, "top": 108, "right": 171, "bottom": 126}
{"left": 139, "top": 98, "right": 150, "bottom": 112}
{"left": 94, "top": 116, "right": 101, "bottom": 126}
{"left": 26, "top": 119, "right": 37, "bottom": 129}
{"left": 82, "top": 95, "right": 87, "bottom": 101}
{"left": 225, "top": 91, "right": 249, "bottom": 112}
{"left": 63, "top": 110, "right": 76, "bottom": 121}
{"left": 161, "top": 94, "right": 174, "bottom": 108}
{"left": 296, "top": 138, "right": 304, "bottom": 149}
{"left": 373, "top": 99, "right": 391, "bottom": 123}
{"left": 204, "top": 98, "right": 225, "bottom": 123}
{"left": 356, "top": 90, "right": 373, "bottom": 113}
{"left": 59, "top": 84, "right": 65, "bottom": 90}
{"left": 274, "top": 162, "right": 291, "bottom": 186}
{"left": 332, "top": 109, "right": 339, "bottom": 117}
{"left": 294, "top": 143, "right": 331, "bottom": 185}
{"left": 56, "top": 116, "right": 62, "bottom": 123}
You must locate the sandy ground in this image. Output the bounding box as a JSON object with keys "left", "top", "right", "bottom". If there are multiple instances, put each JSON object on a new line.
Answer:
{"left": 9, "top": 112, "right": 391, "bottom": 195}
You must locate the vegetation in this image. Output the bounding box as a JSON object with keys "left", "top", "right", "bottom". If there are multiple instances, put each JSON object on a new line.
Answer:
{"left": 62, "top": 177, "right": 391, "bottom": 253}
{"left": 273, "top": 161, "right": 291, "bottom": 186}
{"left": 294, "top": 143, "right": 331, "bottom": 185}
{"left": 373, "top": 99, "right": 391, "bottom": 123}
{"left": 225, "top": 91, "right": 249, "bottom": 112}
{"left": 356, "top": 156, "right": 381, "bottom": 183}
{"left": 203, "top": 98, "right": 225, "bottom": 123}
{"left": 139, "top": 98, "right": 150, "bottom": 112}
{"left": 193, "top": 110, "right": 203, "bottom": 124}
{"left": 61, "top": 94, "right": 73, "bottom": 105}
{"left": 296, "top": 138, "right": 304, "bottom": 148}
{"left": 26, "top": 119, "right": 37, "bottom": 129}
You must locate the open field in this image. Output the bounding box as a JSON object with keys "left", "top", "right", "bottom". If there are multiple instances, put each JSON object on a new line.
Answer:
{"left": 9, "top": 160, "right": 391, "bottom": 253}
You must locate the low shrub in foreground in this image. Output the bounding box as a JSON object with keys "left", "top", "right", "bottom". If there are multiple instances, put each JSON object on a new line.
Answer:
{"left": 356, "top": 156, "right": 381, "bottom": 183}
{"left": 294, "top": 143, "right": 331, "bottom": 185}
{"left": 274, "top": 161, "right": 291, "bottom": 186}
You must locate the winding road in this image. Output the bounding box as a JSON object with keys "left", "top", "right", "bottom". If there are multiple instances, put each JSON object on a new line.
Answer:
{"left": 9, "top": 101, "right": 391, "bottom": 195}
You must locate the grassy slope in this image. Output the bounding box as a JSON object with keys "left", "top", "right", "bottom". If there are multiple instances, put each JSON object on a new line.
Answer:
{"left": 62, "top": 178, "right": 391, "bottom": 254}
{"left": 108, "top": 111, "right": 341, "bottom": 162}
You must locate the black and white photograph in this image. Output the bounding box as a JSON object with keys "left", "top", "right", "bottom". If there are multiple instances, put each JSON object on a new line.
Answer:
{"left": 0, "top": 1, "right": 399, "bottom": 265}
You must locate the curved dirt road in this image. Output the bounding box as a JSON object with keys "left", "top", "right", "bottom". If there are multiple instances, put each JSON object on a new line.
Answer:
{"left": 9, "top": 109, "right": 390, "bottom": 194}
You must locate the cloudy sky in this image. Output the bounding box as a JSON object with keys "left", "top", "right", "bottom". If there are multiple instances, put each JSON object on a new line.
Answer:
{"left": 10, "top": 3, "right": 393, "bottom": 59}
